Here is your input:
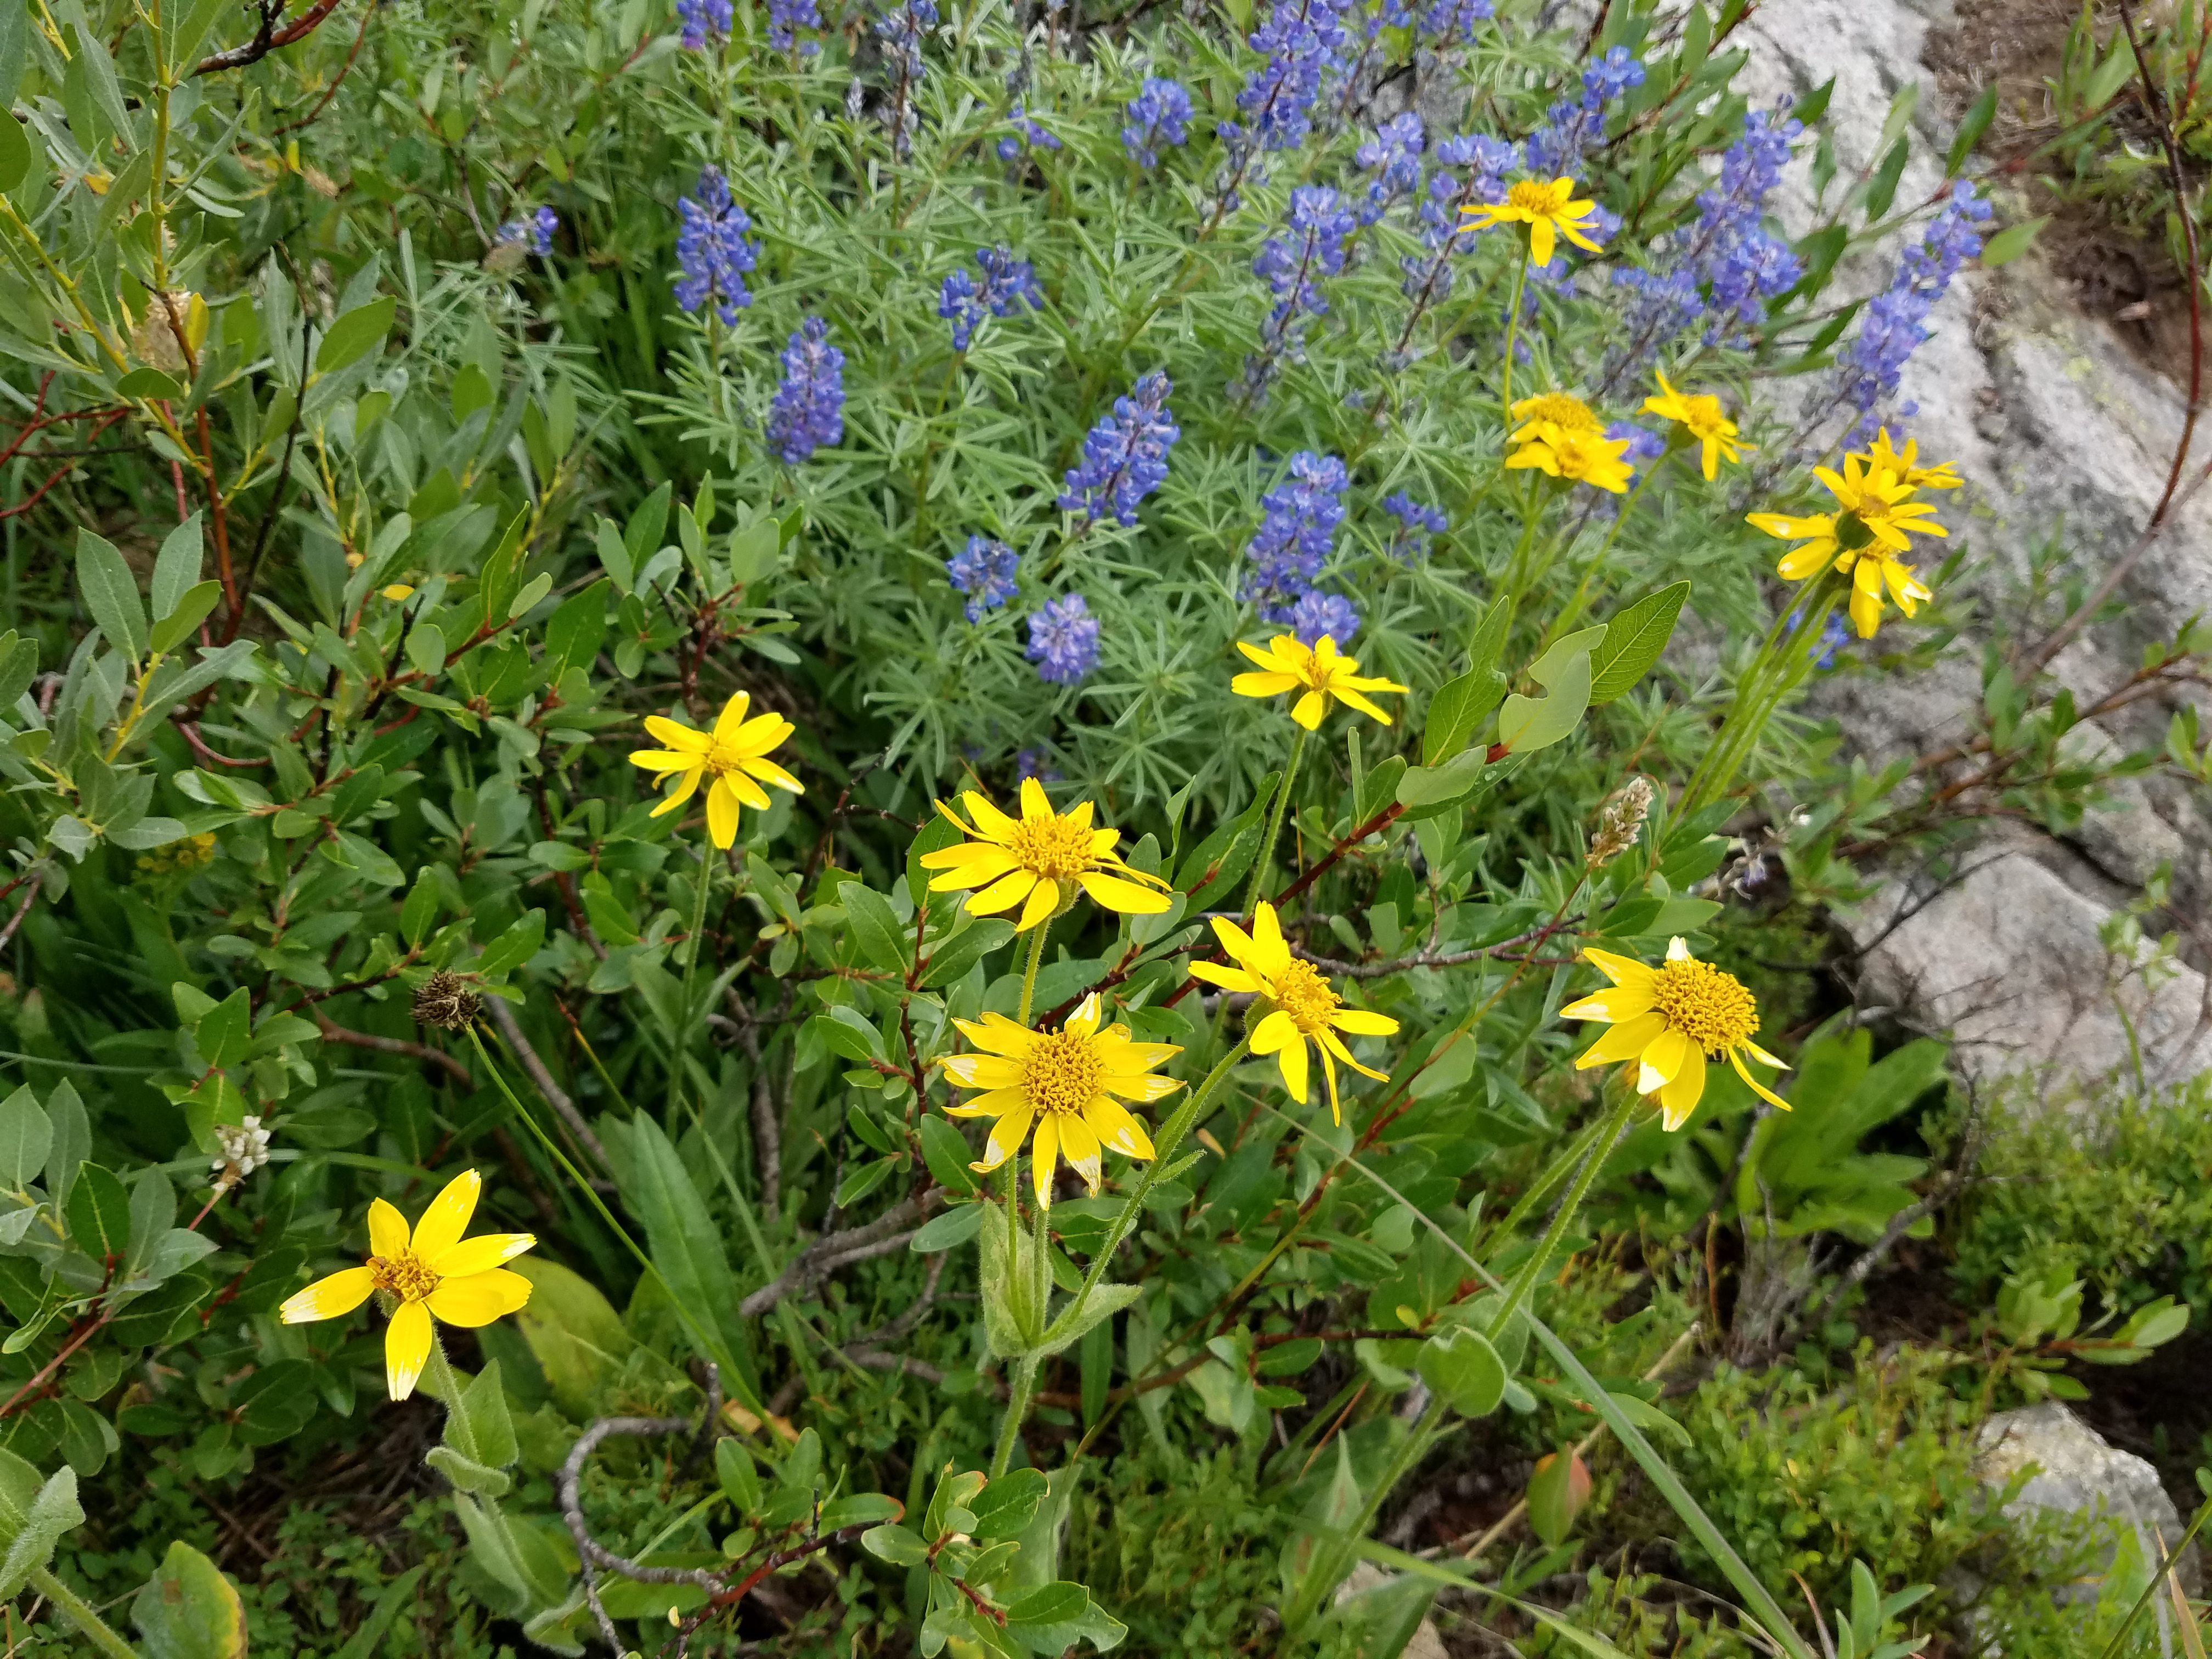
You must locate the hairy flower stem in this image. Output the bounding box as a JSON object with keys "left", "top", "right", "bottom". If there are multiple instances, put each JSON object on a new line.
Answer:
{"left": 26, "top": 1566, "right": 140, "bottom": 1659}
{"left": 674, "top": 852, "right": 716, "bottom": 1113}
{"left": 1242, "top": 726, "right": 1307, "bottom": 923}
{"left": 1486, "top": 1072, "right": 1639, "bottom": 1341}
{"left": 991, "top": 1352, "right": 1040, "bottom": 1477}
{"left": 1017, "top": 916, "right": 1052, "bottom": 1028}
{"left": 1680, "top": 578, "right": 1841, "bottom": 814}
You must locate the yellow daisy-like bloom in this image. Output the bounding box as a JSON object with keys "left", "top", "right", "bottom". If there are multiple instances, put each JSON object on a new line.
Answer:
{"left": 921, "top": 777, "right": 1172, "bottom": 933}
{"left": 627, "top": 691, "right": 804, "bottom": 850}
{"left": 1507, "top": 425, "right": 1635, "bottom": 494}
{"left": 940, "top": 992, "right": 1181, "bottom": 1207}
{"left": 1460, "top": 178, "right": 1604, "bottom": 267}
{"left": 1232, "top": 635, "right": 1408, "bottom": 730}
{"left": 1564, "top": 937, "right": 1790, "bottom": 1130}
{"left": 1189, "top": 901, "right": 1398, "bottom": 1124}
{"left": 1641, "top": 373, "right": 1751, "bottom": 481}
{"left": 1508, "top": 392, "right": 1604, "bottom": 445}
{"left": 1746, "top": 455, "right": 1947, "bottom": 639}
{"left": 279, "top": 1169, "right": 535, "bottom": 1402}
{"left": 1853, "top": 427, "right": 1962, "bottom": 492}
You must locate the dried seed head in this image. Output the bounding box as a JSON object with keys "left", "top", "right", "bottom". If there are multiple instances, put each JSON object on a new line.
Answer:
{"left": 412, "top": 970, "right": 483, "bottom": 1032}
{"left": 1587, "top": 776, "right": 1656, "bottom": 870}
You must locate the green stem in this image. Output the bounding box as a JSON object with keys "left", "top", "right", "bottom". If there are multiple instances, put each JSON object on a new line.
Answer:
{"left": 1680, "top": 580, "right": 1840, "bottom": 815}
{"left": 466, "top": 1030, "right": 766, "bottom": 1411}
{"left": 26, "top": 1566, "right": 142, "bottom": 1659}
{"left": 1242, "top": 726, "right": 1307, "bottom": 923}
{"left": 1498, "top": 243, "right": 1528, "bottom": 426}
{"left": 1055, "top": 1038, "right": 1253, "bottom": 1345}
{"left": 673, "top": 849, "right": 715, "bottom": 1114}
{"left": 1278, "top": 1394, "right": 1450, "bottom": 1647}
{"left": 1487, "top": 1074, "right": 1639, "bottom": 1340}
{"left": 1540, "top": 456, "right": 1669, "bottom": 650}
{"left": 991, "top": 1353, "right": 1041, "bottom": 1477}
{"left": 1017, "top": 915, "right": 1052, "bottom": 1028}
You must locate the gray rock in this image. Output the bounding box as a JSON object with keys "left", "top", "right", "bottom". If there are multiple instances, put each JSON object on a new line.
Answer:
{"left": 1973, "top": 1402, "right": 2201, "bottom": 1597}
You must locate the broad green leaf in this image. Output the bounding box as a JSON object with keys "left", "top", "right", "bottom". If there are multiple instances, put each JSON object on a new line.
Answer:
{"left": 1527, "top": 1447, "right": 1592, "bottom": 1546}
{"left": 1496, "top": 640, "right": 1593, "bottom": 755}
{"left": 715, "top": 1439, "right": 760, "bottom": 1514}
{"left": 150, "top": 582, "right": 223, "bottom": 656}
{"left": 65, "top": 1161, "right": 132, "bottom": 1266}
{"left": 840, "top": 883, "right": 909, "bottom": 975}
{"left": 0, "top": 1087, "right": 51, "bottom": 1189}
{"left": 1981, "top": 215, "right": 2048, "bottom": 268}
{"left": 132, "top": 1541, "right": 248, "bottom": 1659}
{"left": 917, "top": 1115, "right": 980, "bottom": 1196}
{"left": 77, "top": 529, "right": 150, "bottom": 662}
{"left": 1415, "top": 1327, "right": 1505, "bottom": 1417}
{"left": 151, "top": 515, "right": 206, "bottom": 619}
{"left": 313, "top": 295, "right": 398, "bottom": 377}
{"left": 510, "top": 1257, "right": 634, "bottom": 1418}
{"left": 0, "top": 1461, "right": 83, "bottom": 1600}
{"left": 1590, "top": 582, "right": 1690, "bottom": 704}
{"left": 194, "top": 987, "right": 252, "bottom": 1070}
{"left": 1421, "top": 667, "right": 1506, "bottom": 765}
{"left": 0, "top": 109, "right": 33, "bottom": 194}
{"left": 1947, "top": 84, "right": 1997, "bottom": 175}
{"left": 908, "top": 1203, "right": 984, "bottom": 1252}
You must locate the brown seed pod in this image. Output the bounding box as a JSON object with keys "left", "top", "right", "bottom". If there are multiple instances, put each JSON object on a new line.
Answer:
{"left": 411, "top": 970, "right": 483, "bottom": 1032}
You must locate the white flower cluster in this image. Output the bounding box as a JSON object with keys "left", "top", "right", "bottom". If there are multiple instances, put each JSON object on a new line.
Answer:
{"left": 211, "top": 1115, "right": 272, "bottom": 1188}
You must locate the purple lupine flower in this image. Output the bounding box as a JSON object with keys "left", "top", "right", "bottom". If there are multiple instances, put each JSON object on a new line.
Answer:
{"left": 674, "top": 167, "right": 758, "bottom": 325}
{"left": 1026, "top": 594, "right": 1100, "bottom": 684}
{"left": 939, "top": 247, "right": 1044, "bottom": 350}
{"left": 1015, "top": 747, "right": 1062, "bottom": 782}
{"left": 1122, "top": 77, "right": 1194, "bottom": 168}
{"left": 496, "top": 206, "right": 559, "bottom": 257}
{"left": 1383, "top": 492, "right": 1447, "bottom": 559}
{"left": 1832, "top": 182, "right": 1993, "bottom": 441}
{"left": 874, "top": 0, "right": 936, "bottom": 78}
{"left": 1526, "top": 48, "right": 1645, "bottom": 178}
{"left": 765, "top": 317, "right": 844, "bottom": 464}
{"left": 1288, "top": 589, "right": 1359, "bottom": 647}
{"left": 1235, "top": 0, "right": 1354, "bottom": 154}
{"left": 1605, "top": 421, "right": 1667, "bottom": 469}
{"left": 1355, "top": 112, "right": 1424, "bottom": 225}
{"left": 768, "top": 0, "right": 822, "bottom": 51}
{"left": 1787, "top": 607, "right": 1854, "bottom": 669}
{"left": 947, "top": 535, "right": 1020, "bottom": 621}
{"left": 1245, "top": 451, "right": 1347, "bottom": 619}
{"left": 1418, "top": 0, "right": 1491, "bottom": 43}
{"left": 676, "top": 0, "right": 733, "bottom": 48}
{"left": 1246, "top": 185, "right": 1356, "bottom": 397}
{"left": 997, "top": 101, "right": 1062, "bottom": 162}
{"left": 1058, "top": 372, "right": 1180, "bottom": 527}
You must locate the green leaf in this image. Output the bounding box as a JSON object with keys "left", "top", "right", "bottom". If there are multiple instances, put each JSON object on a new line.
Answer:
{"left": 399, "top": 867, "right": 441, "bottom": 947}
{"left": 0, "top": 1087, "right": 51, "bottom": 1189}
{"left": 0, "top": 1460, "right": 83, "bottom": 1601}
{"left": 544, "top": 578, "right": 610, "bottom": 677}
{"left": 909, "top": 1203, "right": 984, "bottom": 1253}
{"left": 65, "top": 1161, "right": 131, "bottom": 1266}
{"left": 1948, "top": 84, "right": 1998, "bottom": 175}
{"left": 77, "top": 529, "right": 150, "bottom": 662}
{"left": 1863, "top": 137, "right": 1910, "bottom": 221}
{"left": 1035, "top": 1281, "right": 1140, "bottom": 1357}
{"left": 625, "top": 1114, "right": 757, "bottom": 1400}
{"left": 511, "top": 1257, "right": 635, "bottom": 1418}
{"left": 1590, "top": 582, "right": 1690, "bottom": 704}
{"left": 151, "top": 514, "right": 206, "bottom": 620}
{"left": 919, "top": 916, "right": 1015, "bottom": 989}
{"left": 860, "top": 1523, "right": 928, "bottom": 1566}
{"left": 624, "top": 481, "right": 674, "bottom": 570}
{"left": 313, "top": 295, "right": 398, "bottom": 377}
{"left": 0, "top": 633, "right": 37, "bottom": 709}
{"left": 1421, "top": 668, "right": 1506, "bottom": 765}
{"left": 194, "top": 987, "right": 252, "bottom": 1070}
{"left": 1981, "top": 215, "right": 2048, "bottom": 268}
{"left": 1602, "top": 1390, "right": 1690, "bottom": 1447}
{"left": 841, "top": 883, "right": 910, "bottom": 975}
{"left": 1527, "top": 1448, "right": 1591, "bottom": 1547}
{"left": 1395, "top": 747, "right": 1485, "bottom": 809}
{"left": 477, "top": 909, "right": 546, "bottom": 978}
{"left": 918, "top": 1115, "right": 980, "bottom": 1196}
{"left": 1175, "top": 771, "right": 1280, "bottom": 909}
{"left": 968, "top": 1466, "right": 1048, "bottom": 1540}
{"left": 0, "top": 109, "right": 31, "bottom": 195}
{"left": 715, "top": 1438, "right": 761, "bottom": 1514}
{"left": 448, "top": 1357, "right": 519, "bottom": 1471}
{"left": 1496, "top": 639, "right": 1594, "bottom": 755}
{"left": 1415, "top": 1327, "right": 1506, "bottom": 1418}
{"left": 150, "top": 582, "right": 223, "bottom": 656}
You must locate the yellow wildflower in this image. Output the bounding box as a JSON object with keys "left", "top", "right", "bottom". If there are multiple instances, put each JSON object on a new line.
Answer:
{"left": 1746, "top": 455, "right": 1946, "bottom": 638}
{"left": 1641, "top": 374, "right": 1750, "bottom": 481}
{"left": 627, "top": 691, "right": 803, "bottom": 850}
{"left": 1189, "top": 901, "right": 1398, "bottom": 1123}
{"left": 921, "top": 778, "right": 1172, "bottom": 933}
{"left": 279, "top": 1170, "right": 536, "bottom": 1401}
{"left": 1507, "top": 425, "right": 1635, "bottom": 494}
{"left": 1508, "top": 392, "right": 1604, "bottom": 445}
{"left": 1460, "top": 178, "right": 1604, "bottom": 267}
{"left": 1232, "top": 635, "right": 1407, "bottom": 730}
{"left": 1852, "top": 427, "right": 1962, "bottom": 492}
{"left": 1564, "top": 938, "right": 1790, "bottom": 1130}
{"left": 940, "top": 992, "right": 1181, "bottom": 1207}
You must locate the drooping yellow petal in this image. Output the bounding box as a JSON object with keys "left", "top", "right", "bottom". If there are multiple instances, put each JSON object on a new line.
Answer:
{"left": 1637, "top": 1028, "right": 1691, "bottom": 1093}
{"left": 280, "top": 1266, "right": 376, "bottom": 1324}
{"left": 737, "top": 754, "right": 805, "bottom": 795}
{"left": 649, "top": 766, "right": 702, "bottom": 819}
{"left": 1058, "top": 1114, "right": 1103, "bottom": 1194}
{"left": 386, "top": 1300, "right": 433, "bottom": 1402}
{"left": 974, "top": 1107, "right": 1034, "bottom": 1171}
{"left": 1530, "top": 214, "right": 1557, "bottom": 266}
{"left": 1015, "top": 876, "right": 1060, "bottom": 932}
{"left": 1273, "top": 1030, "right": 1311, "bottom": 1103}
{"left": 426, "top": 1268, "right": 534, "bottom": 1327}
{"left": 1291, "top": 690, "right": 1328, "bottom": 729}
{"left": 1574, "top": 1010, "right": 1667, "bottom": 1070}
{"left": 1249, "top": 1008, "right": 1302, "bottom": 1056}
{"left": 1079, "top": 871, "right": 1173, "bottom": 914}
{"left": 1656, "top": 1045, "right": 1707, "bottom": 1129}
{"left": 1728, "top": 1047, "right": 1795, "bottom": 1111}
{"left": 706, "top": 775, "right": 743, "bottom": 849}
{"left": 1084, "top": 1097, "right": 1156, "bottom": 1160}
{"left": 1031, "top": 1115, "right": 1060, "bottom": 1208}
{"left": 965, "top": 869, "right": 1040, "bottom": 915}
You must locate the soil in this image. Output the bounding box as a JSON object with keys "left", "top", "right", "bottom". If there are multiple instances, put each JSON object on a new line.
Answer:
{"left": 2067, "top": 1321, "right": 2212, "bottom": 1530}
{"left": 1928, "top": 0, "right": 2205, "bottom": 382}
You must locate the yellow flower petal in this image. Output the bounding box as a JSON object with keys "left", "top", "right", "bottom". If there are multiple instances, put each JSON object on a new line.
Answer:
{"left": 1637, "top": 1027, "right": 1691, "bottom": 1093}
{"left": 426, "top": 1268, "right": 533, "bottom": 1327}
{"left": 706, "top": 774, "right": 743, "bottom": 849}
{"left": 1575, "top": 1010, "right": 1667, "bottom": 1069}
{"left": 280, "top": 1266, "right": 376, "bottom": 1324}
{"left": 1015, "top": 876, "right": 1060, "bottom": 932}
{"left": 1656, "top": 1045, "right": 1706, "bottom": 1128}
{"left": 411, "top": 1169, "right": 481, "bottom": 1262}
{"left": 1084, "top": 1097, "right": 1155, "bottom": 1160}
{"left": 1031, "top": 1115, "right": 1060, "bottom": 1208}
{"left": 367, "top": 1198, "right": 411, "bottom": 1260}
{"left": 974, "top": 1107, "right": 1034, "bottom": 1171}
{"left": 431, "top": 1232, "right": 538, "bottom": 1278}
{"left": 386, "top": 1300, "right": 433, "bottom": 1402}
{"left": 1079, "top": 871, "right": 1172, "bottom": 914}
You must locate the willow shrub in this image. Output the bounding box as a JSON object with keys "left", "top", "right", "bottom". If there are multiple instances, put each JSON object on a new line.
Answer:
{"left": 0, "top": 0, "right": 2028, "bottom": 1651}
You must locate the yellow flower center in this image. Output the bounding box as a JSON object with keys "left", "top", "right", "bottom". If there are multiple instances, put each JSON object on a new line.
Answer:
{"left": 1008, "top": 811, "right": 1096, "bottom": 881}
{"left": 1023, "top": 1030, "right": 1102, "bottom": 1118}
{"left": 1549, "top": 432, "right": 1612, "bottom": 477}
{"left": 1679, "top": 399, "right": 1730, "bottom": 439}
{"left": 1650, "top": 958, "right": 1760, "bottom": 1056}
{"left": 1518, "top": 393, "right": 1600, "bottom": 434}
{"left": 369, "top": 1250, "right": 441, "bottom": 1303}
{"left": 1507, "top": 179, "right": 1568, "bottom": 215}
{"left": 1267, "top": 958, "right": 1341, "bottom": 1034}
{"left": 706, "top": 739, "right": 754, "bottom": 776}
